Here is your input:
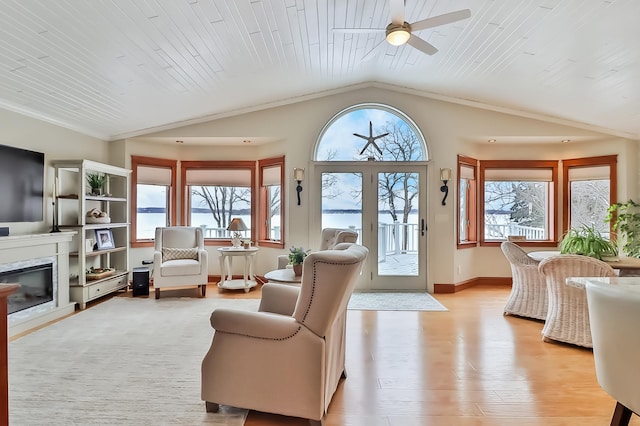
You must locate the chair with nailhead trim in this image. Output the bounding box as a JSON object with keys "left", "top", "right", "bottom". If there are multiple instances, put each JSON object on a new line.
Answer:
{"left": 202, "top": 243, "right": 368, "bottom": 426}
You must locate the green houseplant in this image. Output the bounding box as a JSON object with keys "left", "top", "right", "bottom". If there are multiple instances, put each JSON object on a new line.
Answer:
{"left": 86, "top": 173, "right": 107, "bottom": 195}
{"left": 289, "top": 246, "right": 310, "bottom": 276}
{"left": 606, "top": 199, "right": 640, "bottom": 258}
{"left": 559, "top": 224, "right": 618, "bottom": 260}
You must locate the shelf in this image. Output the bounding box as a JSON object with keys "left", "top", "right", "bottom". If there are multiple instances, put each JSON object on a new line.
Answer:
{"left": 59, "top": 223, "right": 129, "bottom": 230}
{"left": 85, "top": 195, "right": 127, "bottom": 202}
{"left": 70, "top": 270, "right": 128, "bottom": 287}
{"left": 58, "top": 194, "right": 126, "bottom": 202}
{"left": 70, "top": 246, "right": 127, "bottom": 257}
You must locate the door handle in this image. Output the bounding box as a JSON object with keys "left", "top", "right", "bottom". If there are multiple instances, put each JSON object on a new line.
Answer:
{"left": 421, "top": 218, "right": 426, "bottom": 236}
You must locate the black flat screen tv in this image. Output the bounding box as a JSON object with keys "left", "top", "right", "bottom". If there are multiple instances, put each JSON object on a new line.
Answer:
{"left": 0, "top": 144, "right": 44, "bottom": 222}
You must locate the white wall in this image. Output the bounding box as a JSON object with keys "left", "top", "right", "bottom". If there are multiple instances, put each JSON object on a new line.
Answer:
{"left": 3, "top": 86, "right": 633, "bottom": 289}
{"left": 121, "top": 86, "right": 633, "bottom": 288}
{"left": 0, "top": 108, "right": 108, "bottom": 236}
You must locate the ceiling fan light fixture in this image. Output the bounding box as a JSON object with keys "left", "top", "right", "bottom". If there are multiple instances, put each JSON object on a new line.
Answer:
{"left": 385, "top": 24, "right": 411, "bottom": 46}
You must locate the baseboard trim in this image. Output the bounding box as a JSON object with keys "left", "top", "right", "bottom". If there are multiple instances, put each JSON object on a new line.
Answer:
{"left": 434, "top": 277, "right": 512, "bottom": 294}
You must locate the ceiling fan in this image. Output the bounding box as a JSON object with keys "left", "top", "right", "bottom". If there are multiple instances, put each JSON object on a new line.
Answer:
{"left": 333, "top": 0, "right": 471, "bottom": 58}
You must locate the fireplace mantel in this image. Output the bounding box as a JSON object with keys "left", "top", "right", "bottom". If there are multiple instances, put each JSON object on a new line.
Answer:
{"left": 1, "top": 232, "right": 76, "bottom": 336}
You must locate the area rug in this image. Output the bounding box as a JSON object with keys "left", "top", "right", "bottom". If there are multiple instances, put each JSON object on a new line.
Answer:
{"left": 9, "top": 297, "right": 259, "bottom": 425}
{"left": 347, "top": 291, "right": 448, "bottom": 311}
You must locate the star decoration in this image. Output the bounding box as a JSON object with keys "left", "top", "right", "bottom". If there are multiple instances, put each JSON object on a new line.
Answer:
{"left": 354, "top": 121, "right": 389, "bottom": 156}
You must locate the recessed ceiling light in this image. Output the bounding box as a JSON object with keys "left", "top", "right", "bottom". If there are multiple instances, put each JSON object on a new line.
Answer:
{"left": 488, "top": 139, "right": 497, "bottom": 143}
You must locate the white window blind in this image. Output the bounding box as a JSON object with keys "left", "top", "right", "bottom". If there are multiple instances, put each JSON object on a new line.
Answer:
{"left": 460, "top": 164, "right": 475, "bottom": 180}
{"left": 568, "top": 165, "right": 610, "bottom": 181}
{"left": 137, "top": 165, "right": 171, "bottom": 185}
{"left": 262, "top": 165, "right": 281, "bottom": 186}
{"left": 185, "top": 169, "right": 251, "bottom": 187}
{"left": 485, "top": 168, "right": 552, "bottom": 182}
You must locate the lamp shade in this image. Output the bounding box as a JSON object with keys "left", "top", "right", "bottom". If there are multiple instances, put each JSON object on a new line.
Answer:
{"left": 227, "top": 217, "right": 248, "bottom": 232}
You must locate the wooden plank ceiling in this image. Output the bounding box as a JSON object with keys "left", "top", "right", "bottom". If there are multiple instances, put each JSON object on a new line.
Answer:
{"left": 0, "top": 0, "right": 638, "bottom": 141}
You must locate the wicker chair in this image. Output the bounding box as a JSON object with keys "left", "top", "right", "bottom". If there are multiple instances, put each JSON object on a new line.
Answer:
{"left": 538, "top": 255, "right": 616, "bottom": 347}
{"left": 500, "top": 242, "right": 548, "bottom": 320}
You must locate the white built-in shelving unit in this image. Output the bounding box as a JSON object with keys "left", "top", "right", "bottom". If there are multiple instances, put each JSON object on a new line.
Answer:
{"left": 52, "top": 160, "right": 131, "bottom": 309}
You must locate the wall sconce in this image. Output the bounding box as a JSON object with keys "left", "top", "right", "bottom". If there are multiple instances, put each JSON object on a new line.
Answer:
{"left": 440, "top": 168, "right": 452, "bottom": 206}
{"left": 294, "top": 168, "right": 305, "bottom": 206}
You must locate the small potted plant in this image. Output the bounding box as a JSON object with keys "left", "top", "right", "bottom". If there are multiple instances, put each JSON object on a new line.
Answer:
{"left": 289, "top": 246, "right": 310, "bottom": 276}
{"left": 86, "top": 173, "right": 107, "bottom": 195}
{"left": 559, "top": 224, "right": 618, "bottom": 260}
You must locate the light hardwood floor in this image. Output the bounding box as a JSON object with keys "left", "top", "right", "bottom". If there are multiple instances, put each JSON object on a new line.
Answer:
{"left": 188, "top": 283, "right": 637, "bottom": 426}
{"left": 17, "top": 283, "right": 639, "bottom": 425}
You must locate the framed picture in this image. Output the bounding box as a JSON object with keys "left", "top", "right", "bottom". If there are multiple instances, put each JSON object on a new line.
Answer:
{"left": 95, "top": 229, "right": 115, "bottom": 250}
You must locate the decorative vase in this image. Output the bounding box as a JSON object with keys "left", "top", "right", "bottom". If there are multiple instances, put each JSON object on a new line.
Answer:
{"left": 293, "top": 263, "right": 302, "bottom": 276}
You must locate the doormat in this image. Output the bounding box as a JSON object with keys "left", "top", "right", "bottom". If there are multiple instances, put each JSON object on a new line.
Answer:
{"left": 347, "top": 291, "right": 448, "bottom": 311}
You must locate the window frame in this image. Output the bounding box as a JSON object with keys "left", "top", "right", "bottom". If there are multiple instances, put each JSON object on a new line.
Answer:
{"left": 457, "top": 155, "right": 478, "bottom": 249}
{"left": 479, "top": 160, "right": 558, "bottom": 247}
{"left": 181, "top": 160, "right": 256, "bottom": 247}
{"left": 257, "top": 156, "right": 285, "bottom": 248}
{"left": 130, "top": 156, "right": 177, "bottom": 248}
{"left": 562, "top": 155, "right": 617, "bottom": 236}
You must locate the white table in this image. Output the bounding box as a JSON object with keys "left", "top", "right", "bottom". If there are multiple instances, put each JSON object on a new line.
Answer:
{"left": 264, "top": 268, "right": 302, "bottom": 285}
{"left": 217, "top": 247, "right": 259, "bottom": 292}
{"left": 567, "top": 276, "right": 640, "bottom": 289}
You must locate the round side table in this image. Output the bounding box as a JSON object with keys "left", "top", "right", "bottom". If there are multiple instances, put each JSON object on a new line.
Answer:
{"left": 217, "top": 246, "right": 259, "bottom": 292}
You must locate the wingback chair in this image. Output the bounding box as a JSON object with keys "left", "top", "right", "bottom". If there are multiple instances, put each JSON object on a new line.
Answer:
{"left": 276, "top": 227, "right": 359, "bottom": 269}
{"left": 500, "top": 241, "right": 548, "bottom": 320}
{"left": 202, "top": 243, "right": 368, "bottom": 425}
{"left": 153, "top": 226, "right": 208, "bottom": 299}
{"left": 538, "top": 254, "right": 615, "bottom": 347}
{"left": 586, "top": 281, "right": 640, "bottom": 426}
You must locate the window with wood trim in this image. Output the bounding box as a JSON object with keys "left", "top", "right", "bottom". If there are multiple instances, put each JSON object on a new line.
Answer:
{"left": 479, "top": 160, "right": 558, "bottom": 246}
{"left": 258, "top": 156, "right": 284, "bottom": 248}
{"left": 562, "top": 155, "right": 617, "bottom": 237}
{"left": 181, "top": 161, "right": 255, "bottom": 245}
{"left": 457, "top": 155, "right": 477, "bottom": 248}
{"left": 131, "top": 156, "right": 177, "bottom": 247}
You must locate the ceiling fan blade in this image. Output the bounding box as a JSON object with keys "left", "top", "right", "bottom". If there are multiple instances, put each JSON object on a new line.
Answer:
{"left": 407, "top": 36, "right": 438, "bottom": 55}
{"left": 333, "top": 28, "right": 385, "bottom": 34}
{"left": 411, "top": 9, "right": 471, "bottom": 31}
{"left": 389, "top": 0, "right": 405, "bottom": 25}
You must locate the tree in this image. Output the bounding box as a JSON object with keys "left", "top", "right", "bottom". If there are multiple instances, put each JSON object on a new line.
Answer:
{"left": 484, "top": 180, "right": 547, "bottom": 239}
{"left": 191, "top": 186, "right": 250, "bottom": 232}
{"left": 569, "top": 180, "right": 610, "bottom": 234}
{"left": 373, "top": 121, "right": 421, "bottom": 250}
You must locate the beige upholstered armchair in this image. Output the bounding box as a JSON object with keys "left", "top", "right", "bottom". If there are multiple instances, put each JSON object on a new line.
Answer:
{"left": 538, "top": 254, "right": 615, "bottom": 347}
{"left": 153, "top": 226, "right": 208, "bottom": 299}
{"left": 276, "top": 227, "right": 359, "bottom": 269}
{"left": 586, "top": 281, "right": 640, "bottom": 426}
{"left": 202, "top": 243, "right": 368, "bottom": 425}
{"left": 500, "top": 241, "right": 548, "bottom": 320}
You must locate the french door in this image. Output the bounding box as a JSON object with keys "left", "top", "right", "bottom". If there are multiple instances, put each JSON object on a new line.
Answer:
{"left": 315, "top": 163, "right": 427, "bottom": 290}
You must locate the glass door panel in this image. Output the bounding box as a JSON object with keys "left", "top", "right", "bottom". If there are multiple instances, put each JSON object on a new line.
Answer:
{"left": 321, "top": 172, "right": 362, "bottom": 240}
{"left": 377, "top": 171, "right": 419, "bottom": 277}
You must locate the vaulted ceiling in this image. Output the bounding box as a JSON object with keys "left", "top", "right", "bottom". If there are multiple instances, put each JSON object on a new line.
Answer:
{"left": 1, "top": 0, "right": 639, "bottom": 141}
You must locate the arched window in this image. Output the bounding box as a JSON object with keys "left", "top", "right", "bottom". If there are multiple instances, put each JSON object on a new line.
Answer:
{"left": 314, "top": 104, "right": 428, "bottom": 162}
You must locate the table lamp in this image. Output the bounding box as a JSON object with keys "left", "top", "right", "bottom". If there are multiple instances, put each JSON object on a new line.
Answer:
{"left": 227, "top": 218, "right": 248, "bottom": 248}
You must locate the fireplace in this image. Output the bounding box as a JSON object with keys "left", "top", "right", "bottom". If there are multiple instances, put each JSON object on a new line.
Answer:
{"left": 1, "top": 256, "right": 57, "bottom": 324}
